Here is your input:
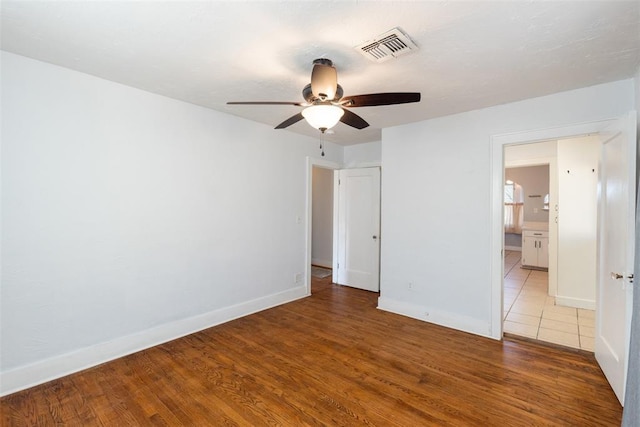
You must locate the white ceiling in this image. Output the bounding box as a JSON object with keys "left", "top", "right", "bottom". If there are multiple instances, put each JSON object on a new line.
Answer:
{"left": 2, "top": 1, "right": 639, "bottom": 145}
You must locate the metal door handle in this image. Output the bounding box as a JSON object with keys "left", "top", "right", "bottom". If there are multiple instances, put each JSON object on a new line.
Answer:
{"left": 372, "top": 235, "right": 378, "bottom": 240}
{"left": 611, "top": 272, "right": 623, "bottom": 280}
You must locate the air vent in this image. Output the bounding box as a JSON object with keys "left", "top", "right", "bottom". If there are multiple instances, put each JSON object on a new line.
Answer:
{"left": 355, "top": 28, "right": 418, "bottom": 63}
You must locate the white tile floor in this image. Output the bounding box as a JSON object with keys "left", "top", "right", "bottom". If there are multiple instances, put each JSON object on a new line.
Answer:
{"left": 503, "top": 250, "right": 595, "bottom": 351}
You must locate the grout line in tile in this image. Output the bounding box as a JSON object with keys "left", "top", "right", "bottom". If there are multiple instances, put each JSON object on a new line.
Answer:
{"left": 502, "top": 253, "right": 592, "bottom": 353}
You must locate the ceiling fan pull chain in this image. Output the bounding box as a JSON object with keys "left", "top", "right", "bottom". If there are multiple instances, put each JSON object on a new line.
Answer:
{"left": 320, "top": 134, "right": 325, "bottom": 157}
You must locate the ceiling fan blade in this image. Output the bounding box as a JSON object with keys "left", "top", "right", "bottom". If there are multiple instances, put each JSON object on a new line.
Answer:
{"left": 311, "top": 60, "right": 337, "bottom": 100}
{"left": 341, "top": 92, "right": 421, "bottom": 107}
{"left": 340, "top": 109, "right": 369, "bottom": 129}
{"left": 227, "top": 101, "right": 305, "bottom": 106}
{"left": 275, "top": 112, "right": 305, "bottom": 129}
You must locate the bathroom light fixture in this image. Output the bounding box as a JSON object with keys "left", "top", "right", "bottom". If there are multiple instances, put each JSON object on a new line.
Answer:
{"left": 301, "top": 105, "right": 344, "bottom": 133}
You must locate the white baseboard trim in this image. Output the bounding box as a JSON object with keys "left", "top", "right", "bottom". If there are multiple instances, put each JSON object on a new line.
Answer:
{"left": 0, "top": 286, "right": 308, "bottom": 397}
{"left": 504, "top": 246, "right": 522, "bottom": 251}
{"left": 311, "top": 258, "right": 332, "bottom": 268}
{"left": 377, "top": 296, "right": 495, "bottom": 340}
{"left": 555, "top": 295, "right": 596, "bottom": 310}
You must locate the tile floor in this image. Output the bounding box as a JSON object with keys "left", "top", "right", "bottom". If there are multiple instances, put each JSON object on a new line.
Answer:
{"left": 503, "top": 250, "right": 595, "bottom": 351}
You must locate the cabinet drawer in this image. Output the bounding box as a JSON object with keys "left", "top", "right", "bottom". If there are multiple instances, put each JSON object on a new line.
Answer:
{"left": 523, "top": 230, "right": 548, "bottom": 238}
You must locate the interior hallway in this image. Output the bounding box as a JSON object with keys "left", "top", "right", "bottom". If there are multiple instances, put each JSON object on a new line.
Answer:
{"left": 503, "top": 250, "right": 596, "bottom": 351}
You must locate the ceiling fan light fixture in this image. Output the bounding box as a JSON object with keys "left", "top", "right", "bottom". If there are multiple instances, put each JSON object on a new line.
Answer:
{"left": 301, "top": 105, "right": 344, "bottom": 132}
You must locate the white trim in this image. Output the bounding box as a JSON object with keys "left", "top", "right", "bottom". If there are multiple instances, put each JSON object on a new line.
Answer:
{"left": 344, "top": 161, "right": 382, "bottom": 168}
{"left": 311, "top": 258, "right": 332, "bottom": 268}
{"left": 505, "top": 157, "right": 554, "bottom": 168}
{"left": 505, "top": 246, "right": 522, "bottom": 251}
{"left": 555, "top": 296, "right": 596, "bottom": 310}
{"left": 490, "top": 117, "right": 619, "bottom": 340}
{"left": 377, "top": 296, "right": 493, "bottom": 339}
{"left": 332, "top": 171, "right": 340, "bottom": 284}
{"left": 305, "top": 157, "right": 340, "bottom": 294}
{"left": 0, "top": 285, "right": 308, "bottom": 397}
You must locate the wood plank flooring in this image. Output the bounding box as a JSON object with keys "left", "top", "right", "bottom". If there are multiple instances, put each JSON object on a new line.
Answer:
{"left": 1, "top": 276, "right": 622, "bottom": 426}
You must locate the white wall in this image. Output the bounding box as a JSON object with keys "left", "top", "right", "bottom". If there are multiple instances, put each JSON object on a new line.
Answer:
{"left": 505, "top": 165, "right": 550, "bottom": 223}
{"left": 343, "top": 141, "right": 381, "bottom": 168}
{"left": 379, "top": 79, "right": 634, "bottom": 337}
{"left": 311, "top": 167, "right": 333, "bottom": 267}
{"left": 556, "top": 136, "right": 600, "bottom": 309}
{"left": 0, "top": 52, "right": 342, "bottom": 394}
{"left": 505, "top": 140, "right": 557, "bottom": 164}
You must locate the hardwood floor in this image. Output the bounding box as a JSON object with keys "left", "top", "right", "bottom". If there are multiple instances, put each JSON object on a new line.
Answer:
{"left": 1, "top": 276, "right": 622, "bottom": 426}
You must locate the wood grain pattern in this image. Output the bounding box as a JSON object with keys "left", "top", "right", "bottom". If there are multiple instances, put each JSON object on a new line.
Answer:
{"left": 1, "top": 276, "right": 622, "bottom": 426}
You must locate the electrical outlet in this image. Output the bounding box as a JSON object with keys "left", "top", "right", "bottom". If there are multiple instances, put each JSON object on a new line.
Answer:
{"left": 294, "top": 273, "right": 303, "bottom": 284}
{"left": 408, "top": 282, "right": 415, "bottom": 290}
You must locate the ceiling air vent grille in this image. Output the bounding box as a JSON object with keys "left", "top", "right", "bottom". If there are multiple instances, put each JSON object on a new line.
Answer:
{"left": 356, "top": 28, "right": 418, "bottom": 63}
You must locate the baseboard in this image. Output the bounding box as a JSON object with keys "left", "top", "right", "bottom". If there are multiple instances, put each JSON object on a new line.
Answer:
{"left": 504, "top": 246, "right": 522, "bottom": 251}
{"left": 555, "top": 295, "right": 596, "bottom": 310}
{"left": 311, "top": 258, "right": 332, "bottom": 268}
{"left": 377, "top": 296, "right": 495, "bottom": 340}
{"left": 0, "top": 286, "right": 308, "bottom": 397}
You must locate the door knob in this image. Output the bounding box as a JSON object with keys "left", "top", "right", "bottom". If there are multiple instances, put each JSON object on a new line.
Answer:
{"left": 611, "top": 272, "right": 623, "bottom": 280}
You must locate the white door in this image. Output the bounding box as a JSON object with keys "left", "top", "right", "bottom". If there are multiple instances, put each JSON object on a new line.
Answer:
{"left": 596, "top": 112, "right": 637, "bottom": 404}
{"left": 335, "top": 167, "right": 381, "bottom": 292}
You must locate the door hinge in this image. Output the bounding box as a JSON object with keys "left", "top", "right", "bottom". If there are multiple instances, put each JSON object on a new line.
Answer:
{"left": 338, "top": 179, "right": 341, "bottom": 185}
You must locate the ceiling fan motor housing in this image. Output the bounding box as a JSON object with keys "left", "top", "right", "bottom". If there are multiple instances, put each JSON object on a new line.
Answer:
{"left": 310, "top": 58, "right": 338, "bottom": 100}
{"left": 303, "top": 83, "right": 344, "bottom": 104}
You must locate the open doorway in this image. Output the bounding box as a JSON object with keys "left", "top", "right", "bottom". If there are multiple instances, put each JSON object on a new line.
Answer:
{"left": 305, "top": 159, "right": 382, "bottom": 295}
{"left": 491, "top": 117, "right": 635, "bottom": 342}
{"left": 305, "top": 157, "right": 339, "bottom": 295}
{"left": 310, "top": 165, "right": 334, "bottom": 288}
{"left": 492, "top": 114, "right": 637, "bottom": 403}
{"left": 501, "top": 140, "right": 596, "bottom": 351}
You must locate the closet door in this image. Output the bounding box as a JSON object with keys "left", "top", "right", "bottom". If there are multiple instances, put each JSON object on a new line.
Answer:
{"left": 334, "top": 167, "right": 380, "bottom": 292}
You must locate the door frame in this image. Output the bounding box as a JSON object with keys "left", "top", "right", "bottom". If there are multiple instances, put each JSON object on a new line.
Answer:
{"left": 305, "top": 156, "right": 340, "bottom": 295}
{"left": 489, "top": 118, "right": 621, "bottom": 339}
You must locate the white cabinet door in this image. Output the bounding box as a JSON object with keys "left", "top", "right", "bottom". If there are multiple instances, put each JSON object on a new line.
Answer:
{"left": 522, "top": 233, "right": 537, "bottom": 267}
{"left": 522, "top": 231, "right": 548, "bottom": 268}
{"left": 538, "top": 237, "right": 549, "bottom": 269}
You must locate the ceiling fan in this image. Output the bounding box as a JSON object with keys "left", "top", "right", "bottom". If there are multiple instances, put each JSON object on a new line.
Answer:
{"left": 227, "top": 58, "right": 421, "bottom": 133}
